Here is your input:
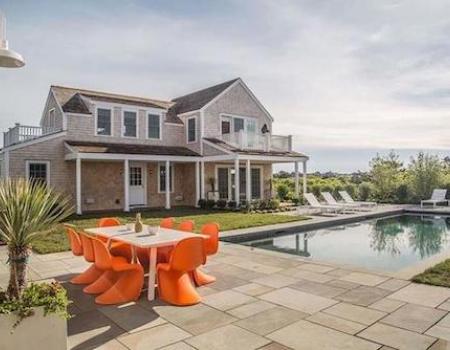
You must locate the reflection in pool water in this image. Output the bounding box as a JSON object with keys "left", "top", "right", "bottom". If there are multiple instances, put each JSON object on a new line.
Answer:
{"left": 242, "top": 215, "right": 450, "bottom": 272}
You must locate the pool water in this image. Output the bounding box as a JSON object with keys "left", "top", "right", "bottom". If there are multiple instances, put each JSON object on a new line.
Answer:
{"left": 241, "top": 214, "right": 450, "bottom": 272}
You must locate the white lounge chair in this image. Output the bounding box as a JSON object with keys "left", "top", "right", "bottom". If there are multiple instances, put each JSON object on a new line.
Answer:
{"left": 421, "top": 189, "right": 448, "bottom": 208}
{"left": 303, "top": 193, "right": 344, "bottom": 215}
{"left": 339, "top": 190, "right": 377, "bottom": 208}
{"left": 321, "top": 192, "right": 361, "bottom": 212}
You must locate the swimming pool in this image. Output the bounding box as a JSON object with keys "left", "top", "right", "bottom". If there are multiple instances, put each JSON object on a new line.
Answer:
{"left": 238, "top": 214, "right": 450, "bottom": 272}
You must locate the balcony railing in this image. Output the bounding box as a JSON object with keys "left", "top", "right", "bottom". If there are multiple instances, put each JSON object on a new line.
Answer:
{"left": 3, "top": 123, "right": 62, "bottom": 147}
{"left": 217, "top": 131, "right": 292, "bottom": 152}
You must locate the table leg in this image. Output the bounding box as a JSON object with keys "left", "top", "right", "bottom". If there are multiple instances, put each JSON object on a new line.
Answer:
{"left": 147, "top": 247, "right": 157, "bottom": 301}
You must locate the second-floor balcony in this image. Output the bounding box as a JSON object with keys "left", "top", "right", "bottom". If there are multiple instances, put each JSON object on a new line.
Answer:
{"left": 217, "top": 131, "right": 293, "bottom": 152}
{"left": 3, "top": 123, "right": 62, "bottom": 148}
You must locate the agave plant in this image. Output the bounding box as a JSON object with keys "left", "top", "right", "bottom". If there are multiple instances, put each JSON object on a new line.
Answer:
{"left": 0, "top": 179, "right": 73, "bottom": 299}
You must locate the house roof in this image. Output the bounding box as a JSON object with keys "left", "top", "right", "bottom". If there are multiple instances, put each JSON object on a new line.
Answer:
{"left": 51, "top": 78, "right": 241, "bottom": 124}
{"left": 203, "top": 137, "right": 308, "bottom": 158}
{"left": 66, "top": 140, "right": 200, "bottom": 157}
{"left": 166, "top": 78, "right": 240, "bottom": 119}
{"left": 51, "top": 85, "right": 182, "bottom": 122}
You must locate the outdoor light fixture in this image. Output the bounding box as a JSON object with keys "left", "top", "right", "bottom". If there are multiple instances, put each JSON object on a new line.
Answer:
{"left": 0, "top": 11, "right": 25, "bottom": 68}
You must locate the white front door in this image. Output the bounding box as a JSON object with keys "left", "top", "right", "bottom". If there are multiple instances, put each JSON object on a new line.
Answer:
{"left": 129, "top": 163, "right": 146, "bottom": 206}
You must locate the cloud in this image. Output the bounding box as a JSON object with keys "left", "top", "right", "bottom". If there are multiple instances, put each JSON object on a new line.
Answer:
{"left": 1, "top": 0, "right": 450, "bottom": 153}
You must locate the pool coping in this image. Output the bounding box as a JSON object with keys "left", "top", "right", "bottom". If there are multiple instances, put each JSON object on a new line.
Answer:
{"left": 220, "top": 204, "right": 450, "bottom": 280}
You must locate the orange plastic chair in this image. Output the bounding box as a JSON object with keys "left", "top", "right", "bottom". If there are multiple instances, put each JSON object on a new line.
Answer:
{"left": 71, "top": 231, "right": 103, "bottom": 285}
{"left": 193, "top": 223, "right": 220, "bottom": 286}
{"left": 65, "top": 225, "right": 83, "bottom": 257}
{"left": 178, "top": 220, "right": 194, "bottom": 232}
{"left": 91, "top": 237, "right": 144, "bottom": 305}
{"left": 97, "top": 217, "right": 133, "bottom": 262}
{"left": 160, "top": 217, "right": 175, "bottom": 229}
{"left": 157, "top": 237, "right": 206, "bottom": 306}
{"left": 156, "top": 217, "right": 176, "bottom": 264}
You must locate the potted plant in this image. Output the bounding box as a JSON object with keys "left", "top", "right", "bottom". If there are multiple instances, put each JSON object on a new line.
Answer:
{"left": 0, "top": 179, "right": 73, "bottom": 350}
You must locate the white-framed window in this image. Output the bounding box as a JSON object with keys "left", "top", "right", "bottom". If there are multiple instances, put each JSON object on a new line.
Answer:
{"left": 26, "top": 160, "right": 50, "bottom": 185}
{"left": 147, "top": 113, "right": 161, "bottom": 139}
{"left": 122, "top": 110, "right": 138, "bottom": 138}
{"left": 215, "top": 165, "right": 263, "bottom": 201}
{"left": 96, "top": 107, "right": 112, "bottom": 136}
{"left": 48, "top": 108, "right": 56, "bottom": 128}
{"left": 158, "top": 163, "right": 174, "bottom": 193}
{"left": 186, "top": 116, "right": 197, "bottom": 143}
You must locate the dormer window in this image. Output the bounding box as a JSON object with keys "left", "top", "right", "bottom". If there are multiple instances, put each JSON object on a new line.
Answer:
{"left": 96, "top": 108, "right": 112, "bottom": 136}
{"left": 187, "top": 116, "right": 197, "bottom": 143}
{"left": 123, "top": 110, "right": 137, "bottom": 138}
{"left": 48, "top": 108, "right": 55, "bottom": 128}
{"left": 147, "top": 113, "right": 161, "bottom": 139}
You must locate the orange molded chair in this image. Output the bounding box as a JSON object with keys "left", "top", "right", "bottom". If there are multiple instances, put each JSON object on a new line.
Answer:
{"left": 193, "top": 223, "right": 220, "bottom": 286}
{"left": 160, "top": 217, "right": 175, "bottom": 229}
{"left": 71, "top": 231, "right": 103, "bottom": 285}
{"left": 178, "top": 220, "right": 194, "bottom": 232}
{"left": 65, "top": 225, "right": 83, "bottom": 257}
{"left": 91, "top": 237, "right": 144, "bottom": 305}
{"left": 157, "top": 237, "right": 206, "bottom": 306}
{"left": 157, "top": 217, "right": 176, "bottom": 264}
{"left": 97, "top": 217, "right": 133, "bottom": 262}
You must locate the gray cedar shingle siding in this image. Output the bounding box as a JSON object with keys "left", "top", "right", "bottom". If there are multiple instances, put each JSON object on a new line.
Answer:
{"left": 166, "top": 78, "right": 239, "bottom": 119}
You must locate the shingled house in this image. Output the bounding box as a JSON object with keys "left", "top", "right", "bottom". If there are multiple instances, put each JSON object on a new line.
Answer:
{"left": 0, "top": 78, "right": 308, "bottom": 214}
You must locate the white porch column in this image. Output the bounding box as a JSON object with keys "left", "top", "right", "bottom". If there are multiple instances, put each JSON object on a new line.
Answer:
{"left": 294, "top": 161, "right": 299, "bottom": 196}
{"left": 124, "top": 159, "right": 130, "bottom": 212}
{"left": 165, "top": 160, "right": 171, "bottom": 210}
{"left": 76, "top": 156, "right": 82, "bottom": 215}
{"left": 200, "top": 161, "right": 205, "bottom": 199}
{"left": 302, "top": 160, "right": 307, "bottom": 194}
{"left": 246, "top": 159, "right": 251, "bottom": 202}
{"left": 234, "top": 158, "right": 240, "bottom": 206}
{"left": 195, "top": 161, "right": 200, "bottom": 206}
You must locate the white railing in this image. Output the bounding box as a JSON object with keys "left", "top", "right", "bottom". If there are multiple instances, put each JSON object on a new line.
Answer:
{"left": 3, "top": 123, "right": 61, "bottom": 147}
{"left": 217, "top": 130, "right": 292, "bottom": 152}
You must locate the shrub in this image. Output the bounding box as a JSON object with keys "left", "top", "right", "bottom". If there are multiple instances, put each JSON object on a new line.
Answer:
{"left": 258, "top": 199, "right": 267, "bottom": 210}
{"left": 311, "top": 184, "right": 321, "bottom": 197}
{"left": 206, "top": 199, "right": 216, "bottom": 209}
{"left": 291, "top": 195, "right": 301, "bottom": 205}
{"left": 216, "top": 199, "right": 227, "bottom": 209}
{"left": 344, "top": 183, "right": 357, "bottom": 198}
{"left": 227, "top": 200, "right": 237, "bottom": 209}
{"left": 321, "top": 184, "right": 334, "bottom": 194}
{"left": 276, "top": 183, "right": 289, "bottom": 200}
{"left": 408, "top": 152, "right": 443, "bottom": 200}
{"left": 395, "top": 183, "right": 410, "bottom": 203}
{"left": 268, "top": 198, "right": 280, "bottom": 210}
{"left": 358, "top": 182, "right": 372, "bottom": 201}
{"left": 197, "top": 199, "right": 207, "bottom": 209}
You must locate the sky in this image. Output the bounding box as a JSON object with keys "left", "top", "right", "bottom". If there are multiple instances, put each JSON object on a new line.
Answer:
{"left": 0, "top": 0, "right": 449, "bottom": 172}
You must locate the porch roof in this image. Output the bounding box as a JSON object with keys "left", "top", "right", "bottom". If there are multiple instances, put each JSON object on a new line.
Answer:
{"left": 65, "top": 140, "right": 200, "bottom": 157}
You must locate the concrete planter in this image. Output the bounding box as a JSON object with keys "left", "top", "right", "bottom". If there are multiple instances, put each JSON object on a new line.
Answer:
{"left": 0, "top": 306, "right": 67, "bottom": 350}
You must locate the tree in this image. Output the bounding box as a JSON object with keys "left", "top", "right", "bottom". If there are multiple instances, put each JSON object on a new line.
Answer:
{"left": 408, "top": 152, "right": 443, "bottom": 201}
{"left": 369, "top": 151, "right": 403, "bottom": 202}
{"left": 0, "top": 179, "right": 73, "bottom": 299}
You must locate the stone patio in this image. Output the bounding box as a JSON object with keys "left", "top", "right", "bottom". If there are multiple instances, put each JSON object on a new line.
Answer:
{"left": 2, "top": 240, "right": 450, "bottom": 350}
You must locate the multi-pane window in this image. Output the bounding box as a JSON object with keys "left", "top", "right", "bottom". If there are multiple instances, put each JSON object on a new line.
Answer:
{"left": 148, "top": 114, "right": 160, "bottom": 139}
{"left": 251, "top": 168, "right": 261, "bottom": 199}
{"left": 159, "top": 164, "right": 174, "bottom": 192}
{"left": 96, "top": 108, "right": 112, "bottom": 135}
{"left": 234, "top": 118, "right": 244, "bottom": 132}
{"left": 27, "top": 162, "right": 49, "bottom": 185}
{"left": 187, "top": 117, "right": 196, "bottom": 142}
{"left": 218, "top": 168, "right": 229, "bottom": 199}
{"left": 221, "top": 120, "right": 231, "bottom": 135}
{"left": 129, "top": 167, "right": 142, "bottom": 186}
{"left": 123, "top": 111, "right": 137, "bottom": 137}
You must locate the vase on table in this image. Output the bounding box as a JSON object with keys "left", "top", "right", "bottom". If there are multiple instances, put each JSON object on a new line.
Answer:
{"left": 134, "top": 213, "right": 143, "bottom": 233}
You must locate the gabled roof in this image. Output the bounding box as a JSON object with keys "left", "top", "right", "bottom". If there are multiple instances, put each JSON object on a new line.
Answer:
{"left": 65, "top": 140, "right": 200, "bottom": 157}
{"left": 167, "top": 78, "right": 240, "bottom": 119}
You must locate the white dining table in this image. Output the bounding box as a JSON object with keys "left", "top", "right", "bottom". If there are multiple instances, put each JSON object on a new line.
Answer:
{"left": 85, "top": 224, "right": 206, "bottom": 301}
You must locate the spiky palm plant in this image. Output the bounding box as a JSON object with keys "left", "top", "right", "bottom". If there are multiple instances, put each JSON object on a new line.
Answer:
{"left": 0, "top": 179, "right": 73, "bottom": 299}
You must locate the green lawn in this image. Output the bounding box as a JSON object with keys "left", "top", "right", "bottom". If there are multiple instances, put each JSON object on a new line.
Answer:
{"left": 412, "top": 259, "right": 450, "bottom": 287}
{"left": 32, "top": 208, "right": 308, "bottom": 254}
